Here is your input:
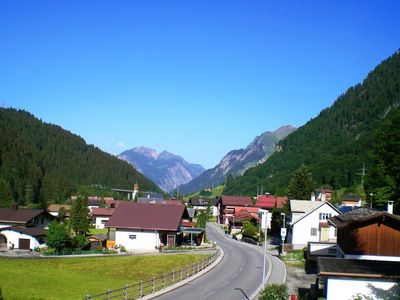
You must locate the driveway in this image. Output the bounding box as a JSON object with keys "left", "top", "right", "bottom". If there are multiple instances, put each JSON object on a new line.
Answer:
{"left": 155, "top": 222, "right": 285, "bottom": 300}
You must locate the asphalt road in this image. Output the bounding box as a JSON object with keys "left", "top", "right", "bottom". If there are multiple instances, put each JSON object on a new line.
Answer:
{"left": 155, "top": 222, "right": 266, "bottom": 300}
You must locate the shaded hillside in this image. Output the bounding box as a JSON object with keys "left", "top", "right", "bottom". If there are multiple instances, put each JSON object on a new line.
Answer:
{"left": 118, "top": 147, "right": 204, "bottom": 192}
{"left": 0, "top": 108, "right": 160, "bottom": 207}
{"left": 178, "top": 125, "right": 296, "bottom": 195}
{"left": 224, "top": 50, "right": 400, "bottom": 196}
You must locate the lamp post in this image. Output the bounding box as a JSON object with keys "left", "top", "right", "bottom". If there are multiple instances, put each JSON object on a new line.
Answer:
{"left": 259, "top": 209, "right": 268, "bottom": 286}
{"left": 281, "top": 213, "right": 286, "bottom": 255}
{"left": 370, "top": 193, "right": 374, "bottom": 209}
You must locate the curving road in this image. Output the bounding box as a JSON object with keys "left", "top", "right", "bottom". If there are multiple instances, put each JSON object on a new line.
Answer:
{"left": 155, "top": 222, "right": 270, "bottom": 300}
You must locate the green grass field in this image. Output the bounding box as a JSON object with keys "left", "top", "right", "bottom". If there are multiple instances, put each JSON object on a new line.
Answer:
{"left": 0, "top": 254, "right": 207, "bottom": 299}
{"left": 183, "top": 184, "right": 225, "bottom": 201}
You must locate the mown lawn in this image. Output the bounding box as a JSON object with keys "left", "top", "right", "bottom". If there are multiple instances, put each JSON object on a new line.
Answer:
{"left": 0, "top": 254, "right": 207, "bottom": 299}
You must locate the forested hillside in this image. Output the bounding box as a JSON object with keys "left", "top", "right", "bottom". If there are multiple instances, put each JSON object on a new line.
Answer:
{"left": 0, "top": 108, "right": 160, "bottom": 207}
{"left": 224, "top": 50, "right": 400, "bottom": 202}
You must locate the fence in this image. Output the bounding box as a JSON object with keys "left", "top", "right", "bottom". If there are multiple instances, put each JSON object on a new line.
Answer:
{"left": 84, "top": 249, "right": 220, "bottom": 300}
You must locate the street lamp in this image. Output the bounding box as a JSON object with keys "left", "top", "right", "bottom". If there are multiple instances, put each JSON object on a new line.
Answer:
{"left": 281, "top": 213, "right": 286, "bottom": 255}
{"left": 258, "top": 209, "right": 268, "bottom": 286}
{"left": 370, "top": 193, "right": 374, "bottom": 209}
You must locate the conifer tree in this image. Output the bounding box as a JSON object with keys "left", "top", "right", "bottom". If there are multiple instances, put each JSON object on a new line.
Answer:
{"left": 286, "top": 164, "right": 314, "bottom": 200}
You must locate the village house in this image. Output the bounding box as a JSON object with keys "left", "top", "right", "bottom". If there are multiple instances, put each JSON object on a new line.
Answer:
{"left": 188, "top": 197, "right": 219, "bottom": 217}
{"left": 0, "top": 206, "right": 54, "bottom": 250}
{"left": 340, "top": 194, "right": 363, "bottom": 207}
{"left": 313, "top": 203, "right": 400, "bottom": 299}
{"left": 218, "top": 195, "right": 253, "bottom": 224}
{"left": 287, "top": 200, "right": 340, "bottom": 249}
{"left": 255, "top": 194, "right": 287, "bottom": 229}
{"left": 314, "top": 188, "right": 333, "bottom": 202}
{"left": 228, "top": 207, "right": 260, "bottom": 235}
{"left": 92, "top": 207, "right": 115, "bottom": 229}
{"left": 47, "top": 204, "right": 71, "bottom": 219}
{"left": 105, "top": 202, "right": 190, "bottom": 251}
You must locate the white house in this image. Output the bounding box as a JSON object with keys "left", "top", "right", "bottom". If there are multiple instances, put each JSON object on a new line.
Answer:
{"left": 0, "top": 206, "right": 54, "bottom": 229}
{"left": 287, "top": 200, "right": 341, "bottom": 249}
{"left": 187, "top": 197, "right": 219, "bottom": 217}
{"left": 0, "top": 226, "right": 46, "bottom": 250}
{"left": 92, "top": 207, "right": 115, "bottom": 229}
{"left": 105, "top": 202, "right": 189, "bottom": 252}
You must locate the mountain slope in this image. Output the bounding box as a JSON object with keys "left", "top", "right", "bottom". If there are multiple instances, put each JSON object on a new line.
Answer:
{"left": 118, "top": 147, "right": 205, "bottom": 192}
{"left": 178, "top": 125, "right": 296, "bottom": 194}
{"left": 224, "top": 50, "right": 400, "bottom": 196}
{"left": 0, "top": 108, "right": 160, "bottom": 207}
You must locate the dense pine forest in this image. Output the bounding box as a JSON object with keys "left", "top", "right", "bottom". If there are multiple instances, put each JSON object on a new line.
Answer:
{"left": 0, "top": 108, "right": 160, "bottom": 208}
{"left": 224, "top": 50, "right": 400, "bottom": 209}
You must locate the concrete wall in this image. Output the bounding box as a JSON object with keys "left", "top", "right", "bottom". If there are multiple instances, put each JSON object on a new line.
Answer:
{"left": 115, "top": 228, "right": 160, "bottom": 251}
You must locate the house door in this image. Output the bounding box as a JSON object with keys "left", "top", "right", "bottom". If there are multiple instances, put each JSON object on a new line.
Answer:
{"left": 167, "top": 235, "right": 175, "bottom": 247}
{"left": 18, "top": 238, "right": 30, "bottom": 250}
{"left": 0, "top": 234, "right": 6, "bottom": 244}
{"left": 320, "top": 227, "right": 329, "bottom": 242}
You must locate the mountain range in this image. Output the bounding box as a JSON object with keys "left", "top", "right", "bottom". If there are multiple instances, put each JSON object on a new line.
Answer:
{"left": 118, "top": 147, "right": 205, "bottom": 192}
{"left": 177, "top": 125, "right": 296, "bottom": 195}
{"left": 224, "top": 50, "right": 400, "bottom": 198}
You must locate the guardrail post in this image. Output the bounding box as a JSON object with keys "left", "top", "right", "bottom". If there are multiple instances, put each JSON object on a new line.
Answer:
{"left": 139, "top": 280, "right": 143, "bottom": 298}
{"left": 162, "top": 273, "right": 166, "bottom": 289}
{"left": 180, "top": 269, "right": 183, "bottom": 281}
{"left": 106, "top": 289, "right": 111, "bottom": 300}
{"left": 192, "top": 263, "right": 195, "bottom": 275}
{"left": 152, "top": 277, "right": 156, "bottom": 294}
{"left": 186, "top": 266, "right": 189, "bottom": 279}
{"left": 124, "top": 283, "right": 128, "bottom": 299}
{"left": 172, "top": 270, "right": 175, "bottom": 284}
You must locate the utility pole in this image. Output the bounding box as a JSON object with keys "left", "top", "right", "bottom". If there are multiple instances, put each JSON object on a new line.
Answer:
{"left": 357, "top": 163, "right": 367, "bottom": 186}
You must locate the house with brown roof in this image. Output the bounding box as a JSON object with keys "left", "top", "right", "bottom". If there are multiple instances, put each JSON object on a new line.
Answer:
{"left": 328, "top": 208, "right": 400, "bottom": 260}
{"left": 188, "top": 197, "right": 219, "bottom": 217}
{"left": 105, "top": 202, "right": 190, "bottom": 251}
{"left": 47, "top": 204, "right": 71, "bottom": 219}
{"left": 255, "top": 194, "right": 288, "bottom": 229}
{"left": 0, "top": 206, "right": 54, "bottom": 250}
{"left": 218, "top": 195, "right": 253, "bottom": 224}
{"left": 92, "top": 207, "right": 115, "bottom": 229}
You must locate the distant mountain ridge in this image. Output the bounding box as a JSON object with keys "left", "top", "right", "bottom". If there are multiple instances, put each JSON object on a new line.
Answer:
{"left": 177, "top": 125, "right": 296, "bottom": 194}
{"left": 118, "top": 147, "right": 205, "bottom": 192}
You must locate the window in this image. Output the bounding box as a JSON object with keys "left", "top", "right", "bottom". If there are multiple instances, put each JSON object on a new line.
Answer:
{"left": 101, "top": 220, "right": 107, "bottom": 224}
{"left": 319, "top": 213, "right": 332, "bottom": 220}
{"left": 311, "top": 228, "right": 317, "bottom": 236}
{"left": 129, "top": 235, "right": 136, "bottom": 240}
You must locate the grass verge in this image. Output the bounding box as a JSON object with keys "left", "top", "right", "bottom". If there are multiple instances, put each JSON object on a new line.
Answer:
{"left": 0, "top": 254, "right": 207, "bottom": 299}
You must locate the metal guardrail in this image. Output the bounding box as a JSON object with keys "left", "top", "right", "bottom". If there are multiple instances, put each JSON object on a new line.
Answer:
{"left": 84, "top": 249, "right": 220, "bottom": 300}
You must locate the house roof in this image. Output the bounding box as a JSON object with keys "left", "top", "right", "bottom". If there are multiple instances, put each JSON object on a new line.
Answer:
{"left": 289, "top": 201, "right": 341, "bottom": 226}
{"left": 220, "top": 195, "right": 253, "bottom": 207}
{"left": 341, "top": 194, "right": 362, "bottom": 202}
{"left": 228, "top": 210, "right": 260, "bottom": 222}
{"left": 328, "top": 208, "right": 400, "bottom": 228}
{"left": 255, "top": 195, "right": 287, "bottom": 209}
{"left": 188, "top": 197, "right": 218, "bottom": 206}
{"left": 105, "top": 202, "right": 187, "bottom": 231}
{"left": 318, "top": 257, "right": 400, "bottom": 279}
{"left": 0, "top": 208, "right": 46, "bottom": 224}
{"left": 91, "top": 207, "right": 115, "bottom": 217}
{"left": 105, "top": 199, "right": 126, "bottom": 208}
{"left": 0, "top": 226, "right": 46, "bottom": 237}
{"left": 290, "top": 200, "right": 322, "bottom": 213}
{"left": 47, "top": 204, "right": 71, "bottom": 213}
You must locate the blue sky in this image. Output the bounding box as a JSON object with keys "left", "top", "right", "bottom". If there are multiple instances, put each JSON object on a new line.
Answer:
{"left": 1, "top": 1, "right": 399, "bottom": 169}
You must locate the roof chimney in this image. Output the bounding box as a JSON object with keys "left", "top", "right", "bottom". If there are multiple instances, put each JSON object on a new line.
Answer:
{"left": 387, "top": 200, "right": 394, "bottom": 214}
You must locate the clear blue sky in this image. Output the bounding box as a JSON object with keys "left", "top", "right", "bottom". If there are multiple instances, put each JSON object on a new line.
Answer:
{"left": 1, "top": 1, "right": 399, "bottom": 169}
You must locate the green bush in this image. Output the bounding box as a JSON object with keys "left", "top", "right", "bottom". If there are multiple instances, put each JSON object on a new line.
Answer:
{"left": 259, "top": 284, "right": 288, "bottom": 300}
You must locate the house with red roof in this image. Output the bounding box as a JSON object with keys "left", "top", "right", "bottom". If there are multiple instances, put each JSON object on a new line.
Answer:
{"left": 217, "top": 195, "right": 253, "bottom": 224}
{"left": 105, "top": 202, "right": 190, "bottom": 251}
{"left": 255, "top": 195, "right": 287, "bottom": 230}
{"left": 92, "top": 207, "right": 115, "bottom": 229}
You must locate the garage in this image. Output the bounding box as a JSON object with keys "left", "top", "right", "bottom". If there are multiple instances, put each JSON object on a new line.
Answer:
{"left": 18, "top": 238, "right": 30, "bottom": 250}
